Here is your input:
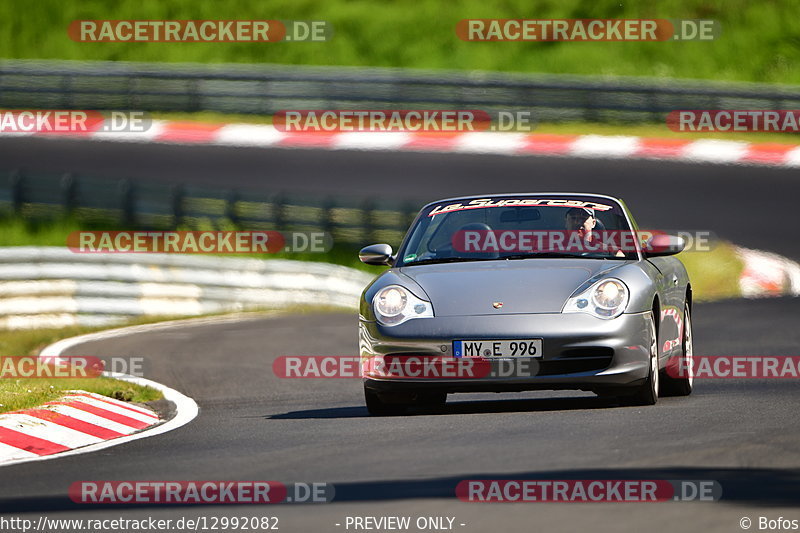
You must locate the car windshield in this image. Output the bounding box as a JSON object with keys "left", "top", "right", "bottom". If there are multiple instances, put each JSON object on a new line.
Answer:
{"left": 398, "top": 195, "right": 638, "bottom": 266}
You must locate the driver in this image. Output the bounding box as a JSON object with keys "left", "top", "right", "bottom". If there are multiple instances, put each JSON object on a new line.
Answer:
{"left": 564, "top": 207, "right": 625, "bottom": 257}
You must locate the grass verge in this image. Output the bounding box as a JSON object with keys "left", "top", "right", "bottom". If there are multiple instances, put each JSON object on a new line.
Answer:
{"left": 0, "top": 215, "right": 386, "bottom": 273}
{"left": 0, "top": 0, "right": 797, "bottom": 84}
{"left": 677, "top": 242, "right": 744, "bottom": 302}
{"left": 0, "top": 323, "right": 162, "bottom": 414}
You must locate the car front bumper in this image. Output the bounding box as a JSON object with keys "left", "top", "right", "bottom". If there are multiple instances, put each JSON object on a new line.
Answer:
{"left": 360, "top": 311, "right": 653, "bottom": 395}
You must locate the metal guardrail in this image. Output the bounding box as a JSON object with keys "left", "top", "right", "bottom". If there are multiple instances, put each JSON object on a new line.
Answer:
{"left": 0, "top": 168, "right": 419, "bottom": 247}
{"left": 2, "top": 59, "right": 800, "bottom": 123}
{"left": 0, "top": 247, "right": 375, "bottom": 329}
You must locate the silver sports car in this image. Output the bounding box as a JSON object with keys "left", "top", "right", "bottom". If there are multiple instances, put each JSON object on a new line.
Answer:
{"left": 358, "top": 193, "right": 693, "bottom": 415}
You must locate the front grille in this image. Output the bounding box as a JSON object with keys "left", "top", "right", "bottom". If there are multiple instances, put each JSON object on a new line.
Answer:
{"left": 560, "top": 347, "right": 615, "bottom": 359}
{"left": 536, "top": 348, "right": 615, "bottom": 376}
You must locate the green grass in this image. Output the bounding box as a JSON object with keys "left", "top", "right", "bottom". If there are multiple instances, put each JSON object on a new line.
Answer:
{"left": 677, "top": 242, "right": 744, "bottom": 302}
{"left": 0, "top": 215, "right": 385, "bottom": 274}
{"left": 0, "top": 324, "right": 162, "bottom": 413}
{"left": 0, "top": 0, "right": 798, "bottom": 84}
{"left": 0, "top": 217, "right": 90, "bottom": 248}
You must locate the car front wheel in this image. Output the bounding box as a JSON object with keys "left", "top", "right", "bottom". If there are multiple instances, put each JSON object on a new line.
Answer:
{"left": 661, "top": 304, "right": 694, "bottom": 396}
{"left": 621, "top": 314, "right": 659, "bottom": 406}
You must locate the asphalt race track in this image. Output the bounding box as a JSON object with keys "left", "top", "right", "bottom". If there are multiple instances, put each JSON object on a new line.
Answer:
{"left": 0, "top": 138, "right": 799, "bottom": 532}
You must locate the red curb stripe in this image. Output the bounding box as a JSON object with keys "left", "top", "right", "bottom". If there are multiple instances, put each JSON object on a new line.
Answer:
{"left": 741, "top": 271, "right": 784, "bottom": 294}
{"left": 155, "top": 121, "right": 224, "bottom": 143}
{"left": 519, "top": 134, "right": 577, "bottom": 154}
{"left": 0, "top": 426, "right": 70, "bottom": 456}
{"left": 44, "top": 401, "right": 151, "bottom": 430}
{"left": 742, "top": 143, "right": 798, "bottom": 164}
{"left": 16, "top": 119, "right": 800, "bottom": 167}
{"left": 404, "top": 132, "right": 461, "bottom": 150}
{"left": 18, "top": 409, "right": 125, "bottom": 440}
{"left": 634, "top": 138, "right": 693, "bottom": 158}
{"left": 277, "top": 132, "right": 339, "bottom": 147}
{"left": 64, "top": 393, "right": 158, "bottom": 419}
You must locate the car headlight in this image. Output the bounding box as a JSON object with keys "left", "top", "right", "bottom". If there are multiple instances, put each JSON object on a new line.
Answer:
{"left": 373, "top": 285, "right": 434, "bottom": 326}
{"left": 563, "top": 278, "right": 630, "bottom": 319}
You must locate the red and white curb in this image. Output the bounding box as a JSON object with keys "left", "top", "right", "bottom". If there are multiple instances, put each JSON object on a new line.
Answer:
{"left": 4, "top": 120, "right": 800, "bottom": 167}
{"left": 0, "top": 317, "right": 221, "bottom": 467}
{"left": 736, "top": 246, "right": 800, "bottom": 298}
{"left": 0, "top": 391, "right": 159, "bottom": 463}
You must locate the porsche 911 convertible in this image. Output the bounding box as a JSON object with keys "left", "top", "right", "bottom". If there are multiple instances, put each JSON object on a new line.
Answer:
{"left": 358, "top": 193, "right": 693, "bottom": 415}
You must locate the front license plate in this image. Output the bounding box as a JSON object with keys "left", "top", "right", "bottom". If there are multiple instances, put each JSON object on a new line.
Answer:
{"left": 453, "top": 339, "right": 542, "bottom": 358}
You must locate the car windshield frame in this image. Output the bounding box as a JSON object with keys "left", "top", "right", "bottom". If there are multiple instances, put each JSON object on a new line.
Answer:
{"left": 395, "top": 194, "right": 642, "bottom": 267}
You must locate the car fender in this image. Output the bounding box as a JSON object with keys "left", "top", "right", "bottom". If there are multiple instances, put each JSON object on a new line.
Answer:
{"left": 360, "top": 270, "right": 433, "bottom": 321}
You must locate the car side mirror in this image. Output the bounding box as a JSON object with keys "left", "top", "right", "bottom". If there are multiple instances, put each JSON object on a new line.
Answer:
{"left": 644, "top": 234, "right": 686, "bottom": 257}
{"left": 359, "top": 244, "right": 394, "bottom": 265}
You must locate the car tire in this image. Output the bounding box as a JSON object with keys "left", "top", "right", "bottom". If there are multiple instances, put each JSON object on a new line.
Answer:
{"left": 621, "top": 314, "right": 659, "bottom": 406}
{"left": 364, "top": 387, "right": 408, "bottom": 416}
{"left": 661, "top": 304, "right": 694, "bottom": 397}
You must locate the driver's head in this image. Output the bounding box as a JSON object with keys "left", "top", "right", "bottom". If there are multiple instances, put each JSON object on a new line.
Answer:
{"left": 565, "top": 207, "right": 596, "bottom": 231}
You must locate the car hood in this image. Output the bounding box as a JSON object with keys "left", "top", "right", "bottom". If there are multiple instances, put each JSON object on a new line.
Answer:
{"left": 398, "top": 259, "right": 630, "bottom": 316}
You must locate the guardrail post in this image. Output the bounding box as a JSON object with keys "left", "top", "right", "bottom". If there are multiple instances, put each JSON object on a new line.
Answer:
{"left": 188, "top": 79, "right": 200, "bottom": 112}
{"left": 322, "top": 196, "right": 335, "bottom": 236}
{"left": 648, "top": 90, "right": 661, "bottom": 122}
{"left": 226, "top": 189, "right": 240, "bottom": 226}
{"left": 61, "top": 173, "right": 77, "bottom": 216}
{"left": 171, "top": 184, "right": 185, "bottom": 228}
{"left": 118, "top": 179, "right": 136, "bottom": 227}
{"left": 273, "top": 193, "right": 286, "bottom": 231}
{"left": 402, "top": 201, "right": 417, "bottom": 230}
{"left": 60, "top": 74, "right": 73, "bottom": 108}
{"left": 362, "top": 198, "right": 375, "bottom": 244}
{"left": 584, "top": 91, "right": 599, "bottom": 122}
{"left": 128, "top": 76, "right": 136, "bottom": 109}
{"left": 10, "top": 169, "right": 24, "bottom": 215}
